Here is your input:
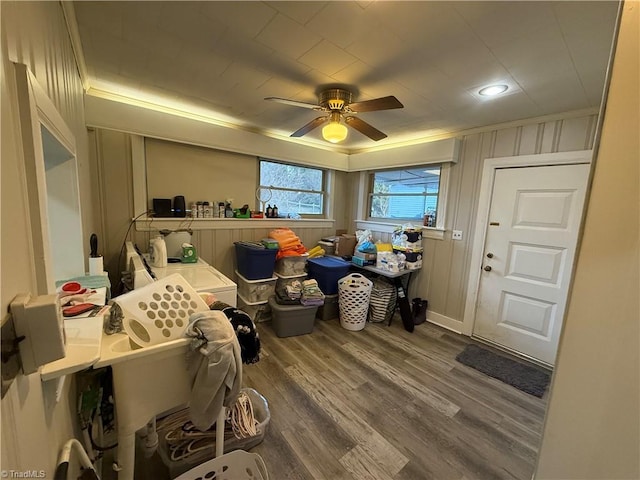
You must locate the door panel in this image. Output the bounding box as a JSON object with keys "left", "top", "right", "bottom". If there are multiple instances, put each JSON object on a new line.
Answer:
{"left": 473, "top": 164, "right": 589, "bottom": 365}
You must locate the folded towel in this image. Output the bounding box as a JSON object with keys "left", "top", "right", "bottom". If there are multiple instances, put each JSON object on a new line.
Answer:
{"left": 301, "top": 278, "right": 325, "bottom": 306}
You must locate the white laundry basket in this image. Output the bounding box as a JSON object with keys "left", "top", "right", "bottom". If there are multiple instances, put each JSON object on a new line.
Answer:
{"left": 338, "top": 273, "right": 373, "bottom": 331}
{"left": 174, "top": 449, "right": 269, "bottom": 480}
{"left": 112, "top": 273, "right": 209, "bottom": 347}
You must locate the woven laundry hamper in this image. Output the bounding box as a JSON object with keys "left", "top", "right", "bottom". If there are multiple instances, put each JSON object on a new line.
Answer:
{"left": 368, "top": 278, "right": 397, "bottom": 323}
{"left": 338, "top": 273, "right": 373, "bottom": 331}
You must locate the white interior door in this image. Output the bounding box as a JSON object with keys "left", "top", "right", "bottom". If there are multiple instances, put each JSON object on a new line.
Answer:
{"left": 473, "top": 163, "right": 590, "bottom": 365}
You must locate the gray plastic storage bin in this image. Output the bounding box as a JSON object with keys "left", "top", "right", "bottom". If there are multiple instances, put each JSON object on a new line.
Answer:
{"left": 316, "top": 294, "right": 339, "bottom": 320}
{"left": 268, "top": 296, "right": 317, "bottom": 337}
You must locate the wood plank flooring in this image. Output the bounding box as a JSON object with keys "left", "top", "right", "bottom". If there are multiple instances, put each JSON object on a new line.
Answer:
{"left": 126, "top": 316, "right": 548, "bottom": 479}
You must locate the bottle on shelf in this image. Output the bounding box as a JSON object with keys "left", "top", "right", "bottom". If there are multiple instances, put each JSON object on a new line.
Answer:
{"left": 272, "top": 205, "right": 278, "bottom": 218}
{"left": 266, "top": 204, "right": 273, "bottom": 218}
{"left": 218, "top": 202, "right": 225, "bottom": 218}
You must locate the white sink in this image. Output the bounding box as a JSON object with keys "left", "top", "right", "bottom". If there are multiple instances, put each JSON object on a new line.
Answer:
{"left": 93, "top": 275, "right": 218, "bottom": 479}
{"left": 96, "top": 332, "right": 193, "bottom": 479}
{"left": 96, "top": 331, "right": 191, "bottom": 364}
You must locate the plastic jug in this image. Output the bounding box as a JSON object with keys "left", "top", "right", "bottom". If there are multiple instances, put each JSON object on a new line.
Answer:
{"left": 149, "top": 235, "right": 168, "bottom": 268}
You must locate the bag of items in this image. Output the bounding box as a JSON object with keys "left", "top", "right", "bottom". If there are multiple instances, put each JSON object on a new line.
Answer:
{"left": 368, "top": 278, "right": 397, "bottom": 323}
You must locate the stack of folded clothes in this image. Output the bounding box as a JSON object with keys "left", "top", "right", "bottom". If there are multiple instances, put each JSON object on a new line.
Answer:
{"left": 300, "top": 279, "right": 325, "bottom": 306}
{"left": 285, "top": 280, "right": 303, "bottom": 300}
{"left": 275, "top": 281, "right": 303, "bottom": 305}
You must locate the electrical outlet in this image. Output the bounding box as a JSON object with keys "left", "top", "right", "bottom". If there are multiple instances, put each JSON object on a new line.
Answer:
{"left": 452, "top": 230, "right": 463, "bottom": 240}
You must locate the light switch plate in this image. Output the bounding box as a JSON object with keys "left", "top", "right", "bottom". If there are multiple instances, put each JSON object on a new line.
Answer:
{"left": 452, "top": 230, "right": 463, "bottom": 240}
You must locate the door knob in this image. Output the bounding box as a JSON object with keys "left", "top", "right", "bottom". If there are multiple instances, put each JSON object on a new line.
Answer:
{"left": 484, "top": 265, "right": 492, "bottom": 272}
{"left": 486, "top": 253, "right": 494, "bottom": 258}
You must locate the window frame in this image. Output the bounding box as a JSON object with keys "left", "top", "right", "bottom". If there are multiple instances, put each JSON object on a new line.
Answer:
{"left": 360, "top": 163, "right": 450, "bottom": 239}
{"left": 258, "top": 158, "right": 327, "bottom": 217}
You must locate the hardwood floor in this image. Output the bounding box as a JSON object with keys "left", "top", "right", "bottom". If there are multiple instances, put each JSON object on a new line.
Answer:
{"left": 126, "top": 316, "right": 548, "bottom": 479}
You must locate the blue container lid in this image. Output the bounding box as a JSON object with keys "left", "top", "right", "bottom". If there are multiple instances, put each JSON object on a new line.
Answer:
{"left": 307, "top": 256, "right": 351, "bottom": 270}
{"left": 235, "top": 241, "right": 276, "bottom": 255}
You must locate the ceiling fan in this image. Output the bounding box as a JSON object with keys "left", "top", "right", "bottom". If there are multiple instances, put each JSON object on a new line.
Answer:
{"left": 265, "top": 88, "right": 403, "bottom": 143}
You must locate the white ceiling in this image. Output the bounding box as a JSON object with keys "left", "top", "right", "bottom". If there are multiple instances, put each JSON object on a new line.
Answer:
{"left": 73, "top": 1, "right": 619, "bottom": 153}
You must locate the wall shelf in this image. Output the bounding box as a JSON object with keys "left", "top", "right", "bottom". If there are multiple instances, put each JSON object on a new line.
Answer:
{"left": 134, "top": 216, "right": 335, "bottom": 231}
{"left": 40, "top": 315, "right": 104, "bottom": 381}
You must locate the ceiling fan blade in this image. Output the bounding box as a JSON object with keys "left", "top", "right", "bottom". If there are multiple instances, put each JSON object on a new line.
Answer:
{"left": 291, "top": 116, "right": 327, "bottom": 137}
{"left": 348, "top": 95, "right": 404, "bottom": 112}
{"left": 265, "top": 97, "right": 320, "bottom": 110}
{"left": 345, "top": 116, "right": 387, "bottom": 141}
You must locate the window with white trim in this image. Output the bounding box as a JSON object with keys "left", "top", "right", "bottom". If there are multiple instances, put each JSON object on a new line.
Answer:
{"left": 368, "top": 165, "right": 447, "bottom": 227}
{"left": 259, "top": 159, "right": 325, "bottom": 216}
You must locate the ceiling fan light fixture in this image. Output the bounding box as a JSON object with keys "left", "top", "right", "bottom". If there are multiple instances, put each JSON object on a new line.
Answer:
{"left": 322, "top": 121, "right": 348, "bottom": 143}
{"left": 478, "top": 84, "right": 509, "bottom": 96}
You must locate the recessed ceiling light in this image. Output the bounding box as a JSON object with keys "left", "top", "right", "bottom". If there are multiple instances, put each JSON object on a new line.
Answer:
{"left": 478, "top": 84, "right": 509, "bottom": 96}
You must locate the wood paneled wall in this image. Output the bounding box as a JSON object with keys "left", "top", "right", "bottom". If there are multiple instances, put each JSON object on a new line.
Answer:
{"left": 1, "top": 1, "right": 91, "bottom": 473}
{"left": 94, "top": 113, "right": 598, "bottom": 322}
{"left": 92, "top": 130, "right": 344, "bottom": 286}
{"left": 359, "top": 114, "right": 598, "bottom": 331}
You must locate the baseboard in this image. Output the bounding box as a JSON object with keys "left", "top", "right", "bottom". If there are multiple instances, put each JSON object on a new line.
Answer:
{"left": 426, "top": 311, "right": 464, "bottom": 334}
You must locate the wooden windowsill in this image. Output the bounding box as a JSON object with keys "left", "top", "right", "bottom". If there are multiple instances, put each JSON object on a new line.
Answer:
{"left": 355, "top": 220, "right": 445, "bottom": 240}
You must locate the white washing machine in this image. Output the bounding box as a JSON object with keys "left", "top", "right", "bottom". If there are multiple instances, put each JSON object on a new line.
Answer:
{"left": 125, "top": 242, "right": 237, "bottom": 306}
{"left": 150, "top": 261, "right": 237, "bottom": 307}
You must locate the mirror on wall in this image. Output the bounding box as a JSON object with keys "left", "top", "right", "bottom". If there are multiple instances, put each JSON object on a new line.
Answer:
{"left": 41, "top": 125, "right": 84, "bottom": 283}
{"left": 14, "top": 63, "right": 84, "bottom": 293}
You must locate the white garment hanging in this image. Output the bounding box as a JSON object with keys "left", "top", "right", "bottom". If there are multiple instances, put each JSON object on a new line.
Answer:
{"left": 186, "top": 310, "right": 243, "bottom": 431}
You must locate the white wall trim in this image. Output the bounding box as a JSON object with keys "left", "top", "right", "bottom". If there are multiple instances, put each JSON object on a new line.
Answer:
{"left": 130, "top": 135, "right": 147, "bottom": 217}
{"left": 85, "top": 95, "right": 463, "bottom": 173}
{"left": 425, "top": 311, "right": 464, "bottom": 334}
{"left": 60, "top": 2, "right": 90, "bottom": 91}
{"left": 84, "top": 95, "right": 350, "bottom": 171}
{"left": 348, "top": 137, "right": 460, "bottom": 171}
{"left": 461, "top": 149, "right": 594, "bottom": 336}
{"left": 14, "top": 63, "right": 81, "bottom": 294}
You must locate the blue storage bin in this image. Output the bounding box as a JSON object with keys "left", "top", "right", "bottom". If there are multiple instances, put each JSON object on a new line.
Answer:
{"left": 235, "top": 242, "right": 278, "bottom": 280}
{"left": 307, "top": 256, "right": 351, "bottom": 295}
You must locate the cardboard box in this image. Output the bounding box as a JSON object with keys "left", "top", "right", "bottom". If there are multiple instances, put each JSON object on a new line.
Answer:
{"left": 354, "top": 250, "right": 377, "bottom": 261}
{"left": 335, "top": 234, "right": 357, "bottom": 256}
{"left": 352, "top": 256, "right": 375, "bottom": 267}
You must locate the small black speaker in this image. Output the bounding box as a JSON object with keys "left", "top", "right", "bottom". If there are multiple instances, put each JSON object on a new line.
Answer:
{"left": 173, "top": 195, "right": 186, "bottom": 217}
{"left": 152, "top": 198, "right": 172, "bottom": 217}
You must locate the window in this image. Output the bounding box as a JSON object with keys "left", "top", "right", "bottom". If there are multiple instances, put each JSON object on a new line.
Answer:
{"left": 368, "top": 166, "right": 442, "bottom": 226}
{"left": 259, "top": 159, "right": 325, "bottom": 215}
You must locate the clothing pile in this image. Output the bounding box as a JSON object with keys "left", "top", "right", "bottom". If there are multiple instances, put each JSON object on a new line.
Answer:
{"left": 269, "top": 228, "right": 306, "bottom": 259}
{"left": 285, "top": 280, "right": 303, "bottom": 300}
{"left": 185, "top": 311, "right": 243, "bottom": 431}
{"left": 274, "top": 279, "right": 306, "bottom": 305}
{"left": 300, "top": 279, "right": 325, "bottom": 306}
{"left": 209, "top": 301, "right": 261, "bottom": 364}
